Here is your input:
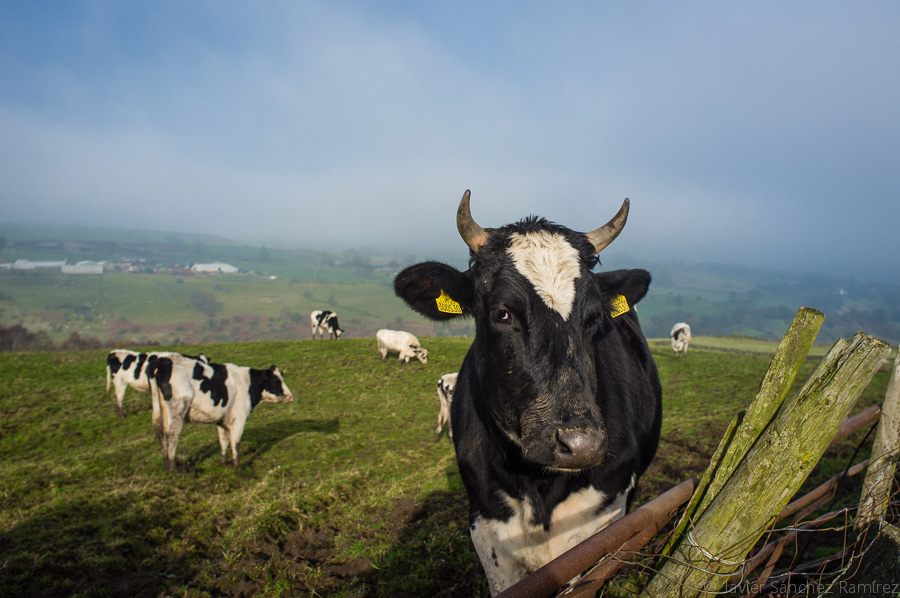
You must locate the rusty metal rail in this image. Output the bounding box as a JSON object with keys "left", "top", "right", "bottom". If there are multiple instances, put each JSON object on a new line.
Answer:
{"left": 495, "top": 478, "right": 697, "bottom": 598}
{"left": 829, "top": 403, "right": 882, "bottom": 446}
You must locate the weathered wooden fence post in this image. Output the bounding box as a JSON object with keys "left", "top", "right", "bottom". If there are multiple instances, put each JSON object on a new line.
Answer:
{"left": 664, "top": 308, "right": 825, "bottom": 553}
{"left": 857, "top": 346, "right": 900, "bottom": 526}
{"left": 641, "top": 323, "right": 890, "bottom": 598}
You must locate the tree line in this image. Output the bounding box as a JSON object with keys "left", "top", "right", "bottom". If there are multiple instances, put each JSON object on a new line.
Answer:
{"left": 0, "top": 324, "right": 160, "bottom": 353}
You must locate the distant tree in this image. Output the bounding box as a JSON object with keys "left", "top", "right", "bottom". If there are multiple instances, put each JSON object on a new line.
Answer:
{"left": 59, "top": 331, "right": 102, "bottom": 351}
{"left": 189, "top": 292, "right": 223, "bottom": 318}
{"left": 259, "top": 245, "right": 271, "bottom": 262}
{"left": 0, "top": 324, "right": 53, "bottom": 352}
{"left": 328, "top": 295, "right": 336, "bottom": 306}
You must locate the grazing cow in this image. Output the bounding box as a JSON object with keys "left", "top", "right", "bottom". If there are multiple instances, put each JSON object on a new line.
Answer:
{"left": 376, "top": 329, "right": 428, "bottom": 364}
{"left": 310, "top": 310, "right": 344, "bottom": 339}
{"left": 105, "top": 349, "right": 207, "bottom": 417}
{"left": 146, "top": 355, "right": 294, "bottom": 470}
{"left": 394, "top": 190, "right": 662, "bottom": 594}
{"left": 670, "top": 322, "right": 692, "bottom": 359}
{"left": 434, "top": 372, "right": 459, "bottom": 442}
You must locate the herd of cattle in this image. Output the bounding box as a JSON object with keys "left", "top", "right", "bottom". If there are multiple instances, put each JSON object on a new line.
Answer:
{"left": 104, "top": 322, "right": 444, "bottom": 471}
{"left": 104, "top": 190, "right": 695, "bottom": 595}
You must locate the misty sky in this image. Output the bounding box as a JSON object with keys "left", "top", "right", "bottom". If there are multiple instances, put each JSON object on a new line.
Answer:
{"left": 1, "top": 2, "right": 898, "bottom": 282}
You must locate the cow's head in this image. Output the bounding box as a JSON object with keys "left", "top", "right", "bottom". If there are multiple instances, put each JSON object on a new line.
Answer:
{"left": 252, "top": 366, "right": 295, "bottom": 404}
{"left": 395, "top": 190, "right": 649, "bottom": 472}
{"left": 411, "top": 344, "right": 428, "bottom": 364}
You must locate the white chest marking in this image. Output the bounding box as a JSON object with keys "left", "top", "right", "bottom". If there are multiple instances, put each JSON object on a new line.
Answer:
{"left": 471, "top": 482, "right": 632, "bottom": 595}
{"left": 508, "top": 231, "right": 581, "bottom": 320}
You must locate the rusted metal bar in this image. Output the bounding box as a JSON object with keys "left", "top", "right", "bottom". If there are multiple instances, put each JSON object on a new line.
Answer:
{"left": 777, "top": 459, "right": 869, "bottom": 522}
{"left": 495, "top": 478, "right": 697, "bottom": 598}
{"left": 829, "top": 403, "right": 882, "bottom": 446}
{"left": 562, "top": 524, "right": 665, "bottom": 596}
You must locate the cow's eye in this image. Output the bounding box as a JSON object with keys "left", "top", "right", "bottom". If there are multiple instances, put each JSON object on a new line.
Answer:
{"left": 493, "top": 308, "right": 512, "bottom": 323}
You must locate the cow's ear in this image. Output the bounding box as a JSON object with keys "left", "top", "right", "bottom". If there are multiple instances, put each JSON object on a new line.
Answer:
{"left": 394, "top": 261, "right": 474, "bottom": 321}
{"left": 596, "top": 269, "right": 652, "bottom": 307}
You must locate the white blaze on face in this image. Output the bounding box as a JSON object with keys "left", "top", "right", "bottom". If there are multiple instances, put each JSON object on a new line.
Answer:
{"left": 508, "top": 231, "right": 582, "bottom": 320}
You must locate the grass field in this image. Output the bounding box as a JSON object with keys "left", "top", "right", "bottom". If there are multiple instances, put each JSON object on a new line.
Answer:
{"left": 0, "top": 335, "right": 893, "bottom": 597}
{"left": 0, "top": 269, "right": 450, "bottom": 347}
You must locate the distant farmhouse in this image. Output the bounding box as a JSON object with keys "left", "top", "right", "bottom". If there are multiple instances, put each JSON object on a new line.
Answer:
{"left": 62, "top": 261, "right": 105, "bottom": 274}
{"left": 11, "top": 259, "right": 67, "bottom": 270}
{"left": 4, "top": 259, "right": 105, "bottom": 274}
{"left": 191, "top": 262, "right": 239, "bottom": 274}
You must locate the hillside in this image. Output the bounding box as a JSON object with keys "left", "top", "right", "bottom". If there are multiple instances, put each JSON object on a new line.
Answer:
{"left": 0, "top": 337, "right": 893, "bottom": 597}
{"left": 1, "top": 223, "right": 899, "bottom": 347}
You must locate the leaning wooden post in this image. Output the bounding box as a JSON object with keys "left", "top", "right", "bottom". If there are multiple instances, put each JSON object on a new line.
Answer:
{"left": 664, "top": 308, "right": 825, "bottom": 555}
{"left": 641, "top": 331, "right": 890, "bottom": 598}
{"left": 857, "top": 346, "right": 900, "bottom": 527}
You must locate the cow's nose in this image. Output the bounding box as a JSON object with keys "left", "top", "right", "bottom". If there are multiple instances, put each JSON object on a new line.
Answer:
{"left": 553, "top": 428, "right": 604, "bottom": 470}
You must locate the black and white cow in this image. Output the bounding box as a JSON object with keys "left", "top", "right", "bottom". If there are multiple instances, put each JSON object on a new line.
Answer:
{"left": 105, "top": 349, "right": 207, "bottom": 417}
{"left": 434, "top": 372, "right": 458, "bottom": 442}
{"left": 394, "top": 190, "right": 662, "bottom": 594}
{"left": 310, "top": 310, "right": 344, "bottom": 339}
{"left": 146, "top": 355, "right": 294, "bottom": 471}
{"left": 670, "top": 322, "right": 692, "bottom": 359}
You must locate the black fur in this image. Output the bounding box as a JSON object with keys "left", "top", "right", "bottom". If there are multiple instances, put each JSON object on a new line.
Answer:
{"left": 394, "top": 215, "right": 662, "bottom": 552}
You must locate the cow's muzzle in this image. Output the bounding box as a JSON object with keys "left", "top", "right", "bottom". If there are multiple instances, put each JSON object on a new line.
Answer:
{"left": 553, "top": 427, "right": 605, "bottom": 470}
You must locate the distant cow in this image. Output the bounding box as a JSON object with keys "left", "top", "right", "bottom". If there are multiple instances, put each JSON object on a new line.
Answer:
{"left": 394, "top": 190, "right": 661, "bottom": 594}
{"left": 376, "top": 329, "right": 428, "bottom": 364}
{"left": 146, "top": 355, "right": 294, "bottom": 470}
{"left": 310, "top": 310, "right": 344, "bottom": 339}
{"left": 670, "top": 322, "right": 692, "bottom": 359}
{"left": 434, "top": 372, "right": 458, "bottom": 442}
{"left": 105, "top": 349, "right": 207, "bottom": 417}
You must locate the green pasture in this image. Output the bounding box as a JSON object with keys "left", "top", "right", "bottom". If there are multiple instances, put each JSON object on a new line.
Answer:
{"left": 0, "top": 269, "right": 433, "bottom": 345}
{"left": 0, "top": 336, "right": 892, "bottom": 597}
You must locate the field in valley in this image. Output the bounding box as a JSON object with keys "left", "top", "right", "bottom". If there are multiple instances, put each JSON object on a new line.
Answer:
{"left": 0, "top": 336, "right": 893, "bottom": 598}
{"left": 3, "top": 222, "right": 900, "bottom": 348}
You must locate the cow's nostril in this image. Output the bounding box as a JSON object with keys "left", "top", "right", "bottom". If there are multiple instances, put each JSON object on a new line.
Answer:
{"left": 554, "top": 429, "right": 604, "bottom": 469}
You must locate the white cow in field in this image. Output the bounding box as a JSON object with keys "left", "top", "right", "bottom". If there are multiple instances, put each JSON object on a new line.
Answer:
{"left": 670, "top": 322, "right": 692, "bottom": 359}
{"left": 434, "top": 372, "right": 458, "bottom": 442}
{"left": 105, "top": 349, "right": 207, "bottom": 417}
{"left": 146, "top": 354, "right": 294, "bottom": 470}
{"left": 376, "top": 329, "right": 428, "bottom": 364}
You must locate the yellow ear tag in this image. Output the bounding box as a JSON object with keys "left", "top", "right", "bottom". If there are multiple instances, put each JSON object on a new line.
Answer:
{"left": 436, "top": 290, "right": 463, "bottom": 314}
{"left": 610, "top": 294, "right": 630, "bottom": 318}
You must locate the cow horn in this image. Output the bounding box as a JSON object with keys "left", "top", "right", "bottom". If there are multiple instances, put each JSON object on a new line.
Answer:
{"left": 585, "top": 198, "right": 629, "bottom": 254}
{"left": 457, "top": 189, "right": 490, "bottom": 253}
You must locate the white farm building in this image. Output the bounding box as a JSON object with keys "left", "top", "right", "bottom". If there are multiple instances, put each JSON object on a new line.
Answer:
{"left": 62, "top": 261, "right": 105, "bottom": 274}
{"left": 191, "top": 262, "right": 239, "bottom": 274}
